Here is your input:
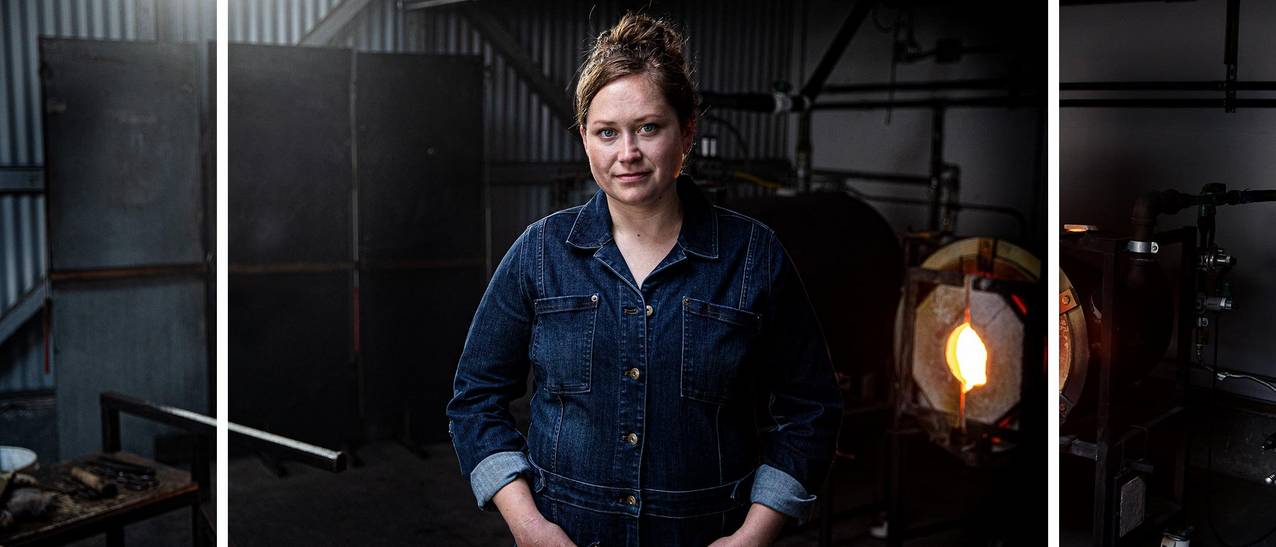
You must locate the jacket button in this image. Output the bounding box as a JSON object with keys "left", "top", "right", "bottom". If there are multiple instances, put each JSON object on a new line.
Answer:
{"left": 624, "top": 495, "right": 637, "bottom": 505}
{"left": 625, "top": 368, "right": 640, "bottom": 380}
{"left": 645, "top": 305, "right": 654, "bottom": 317}
{"left": 624, "top": 432, "right": 639, "bottom": 445}
{"left": 591, "top": 294, "right": 598, "bottom": 302}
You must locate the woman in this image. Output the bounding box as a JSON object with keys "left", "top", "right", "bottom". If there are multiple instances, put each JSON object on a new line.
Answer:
{"left": 447, "top": 13, "right": 842, "bottom": 547}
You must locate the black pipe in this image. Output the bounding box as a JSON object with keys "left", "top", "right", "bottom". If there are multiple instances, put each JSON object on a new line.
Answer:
{"left": 811, "top": 167, "right": 929, "bottom": 186}
{"left": 699, "top": 91, "right": 800, "bottom": 114}
{"left": 1062, "top": 98, "right": 1276, "bottom": 108}
{"left": 813, "top": 96, "right": 1040, "bottom": 110}
{"left": 824, "top": 78, "right": 1030, "bottom": 94}
{"left": 1062, "top": 80, "right": 1276, "bottom": 91}
{"left": 1224, "top": 0, "right": 1240, "bottom": 112}
{"left": 928, "top": 108, "right": 946, "bottom": 231}
{"left": 800, "top": 0, "right": 877, "bottom": 102}
{"left": 1130, "top": 188, "right": 1276, "bottom": 241}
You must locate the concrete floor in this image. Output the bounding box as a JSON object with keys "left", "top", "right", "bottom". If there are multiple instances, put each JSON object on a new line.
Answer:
{"left": 1060, "top": 467, "right": 1276, "bottom": 547}
{"left": 225, "top": 440, "right": 971, "bottom": 546}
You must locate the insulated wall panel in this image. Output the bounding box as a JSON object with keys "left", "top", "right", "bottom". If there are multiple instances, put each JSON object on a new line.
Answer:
{"left": 355, "top": 52, "right": 484, "bottom": 264}
{"left": 228, "top": 44, "right": 352, "bottom": 265}
{"left": 53, "top": 278, "right": 209, "bottom": 459}
{"left": 228, "top": 272, "right": 358, "bottom": 449}
{"left": 359, "top": 269, "right": 484, "bottom": 442}
{"left": 41, "top": 38, "right": 204, "bottom": 271}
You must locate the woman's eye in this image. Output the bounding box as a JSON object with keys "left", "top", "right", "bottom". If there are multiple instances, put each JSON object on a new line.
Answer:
{"left": 639, "top": 123, "right": 657, "bottom": 134}
{"left": 598, "top": 128, "right": 617, "bottom": 138}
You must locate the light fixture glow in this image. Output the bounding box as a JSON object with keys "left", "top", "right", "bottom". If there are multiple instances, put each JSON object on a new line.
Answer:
{"left": 945, "top": 322, "right": 988, "bottom": 394}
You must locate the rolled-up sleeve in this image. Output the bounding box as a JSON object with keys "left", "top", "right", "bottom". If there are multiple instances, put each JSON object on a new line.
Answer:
{"left": 446, "top": 223, "right": 538, "bottom": 510}
{"left": 751, "top": 231, "right": 843, "bottom": 522}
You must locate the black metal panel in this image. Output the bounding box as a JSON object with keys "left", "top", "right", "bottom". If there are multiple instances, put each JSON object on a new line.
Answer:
{"left": 41, "top": 39, "right": 204, "bottom": 271}
{"left": 228, "top": 44, "right": 352, "bottom": 265}
{"left": 356, "top": 53, "right": 484, "bottom": 263}
{"left": 228, "top": 272, "right": 358, "bottom": 449}
{"left": 53, "top": 278, "right": 209, "bottom": 460}
{"left": 726, "top": 192, "right": 903, "bottom": 402}
{"left": 359, "top": 268, "right": 485, "bottom": 443}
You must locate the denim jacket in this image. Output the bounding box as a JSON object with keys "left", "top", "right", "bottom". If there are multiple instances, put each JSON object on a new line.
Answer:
{"left": 447, "top": 176, "right": 842, "bottom": 524}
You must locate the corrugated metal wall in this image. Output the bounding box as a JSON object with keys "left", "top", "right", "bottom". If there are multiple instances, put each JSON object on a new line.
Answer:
{"left": 227, "top": 0, "right": 793, "bottom": 251}
{"left": 0, "top": 0, "right": 215, "bottom": 393}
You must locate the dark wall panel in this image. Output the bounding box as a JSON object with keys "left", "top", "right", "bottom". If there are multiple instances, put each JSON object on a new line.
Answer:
{"left": 360, "top": 269, "right": 485, "bottom": 442}
{"left": 356, "top": 53, "right": 484, "bottom": 263}
{"left": 41, "top": 38, "right": 210, "bottom": 460}
{"left": 42, "top": 39, "right": 204, "bottom": 271}
{"left": 53, "top": 278, "right": 209, "bottom": 459}
{"left": 228, "top": 44, "right": 352, "bottom": 265}
{"left": 229, "top": 273, "right": 358, "bottom": 449}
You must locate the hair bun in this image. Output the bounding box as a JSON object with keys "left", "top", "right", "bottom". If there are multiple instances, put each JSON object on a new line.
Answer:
{"left": 575, "top": 12, "right": 699, "bottom": 131}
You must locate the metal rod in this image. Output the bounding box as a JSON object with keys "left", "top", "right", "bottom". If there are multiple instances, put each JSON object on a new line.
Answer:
{"left": 800, "top": 0, "right": 877, "bottom": 102}
{"left": 824, "top": 78, "right": 1027, "bottom": 94}
{"left": 813, "top": 96, "right": 1041, "bottom": 110}
{"left": 811, "top": 167, "right": 930, "bottom": 185}
{"left": 100, "top": 392, "right": 348, "bottom": 473}
{"left": 1062, "top": 98, "right": 1276, "bottom": 108}
{"left": 1062, "top": 80, "right": 1276, "bottom": 91}
{"left": 0, "top": 282, "right": 46, "bottom": 346}
{"left": 460, "top": 3, "right": 575, "bottom": 130}
{"left": 0, "top": 167, "right": 43, "bottom": 193}
{"left": 928, "top": 108, "right": 946, "bottom": 231}
{"left": 1225, "top": 0, "right": 1241, "bottom": 112}
{"left": 50, "top": 264, "right": 208, "bottom": 283}
{"left": 299, "top": 0, "right": 376, "bottom": 46}
{"left": 1094, "top": 242, "right": 1119, "bottom": 546}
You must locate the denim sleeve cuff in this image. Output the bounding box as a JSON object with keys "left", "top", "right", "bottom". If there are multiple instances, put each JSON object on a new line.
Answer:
{"left": 750, "top": 464, "right": 817, "bottom": 523}
{"left": 469, "top": 451, "right": 532, "bottom": 511}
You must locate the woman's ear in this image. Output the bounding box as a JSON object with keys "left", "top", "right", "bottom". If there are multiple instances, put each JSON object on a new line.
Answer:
{"left": 682, "top": 119, "right": 697, "bottom": 153}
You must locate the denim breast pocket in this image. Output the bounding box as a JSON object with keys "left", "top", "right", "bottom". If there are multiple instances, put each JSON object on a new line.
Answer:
{"left": 531, "top": 293, "right": 599, "bottom": 394}
{"left": 681, "top": 297, "right": 761, "bottom": 404}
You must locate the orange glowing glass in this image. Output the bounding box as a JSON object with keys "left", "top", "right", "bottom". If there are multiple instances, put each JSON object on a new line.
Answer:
{"left": 945, "top": 322, "right": 988, "bottom": 393}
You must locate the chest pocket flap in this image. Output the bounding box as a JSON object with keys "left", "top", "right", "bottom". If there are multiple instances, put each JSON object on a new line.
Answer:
{"left": 681, "top": 297, "right": 762, "bottom": 404}
{"left": 531, "top": 294, "right": 599, "bottom": 394}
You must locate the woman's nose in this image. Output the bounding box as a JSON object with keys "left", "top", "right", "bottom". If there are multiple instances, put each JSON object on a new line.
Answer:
{"left": 618, "top": 133, "right": 642, "bottom": 162}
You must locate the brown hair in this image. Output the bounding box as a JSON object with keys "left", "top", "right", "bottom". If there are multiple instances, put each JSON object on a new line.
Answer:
{"left": 574, "top": 13, "right": 698, "bottom": 132}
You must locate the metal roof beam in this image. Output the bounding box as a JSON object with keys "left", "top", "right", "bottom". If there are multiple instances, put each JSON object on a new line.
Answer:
{"left": 300, "top": 0, "right": 376, "bottom": 46}
{"left": 459, "top": 4, "right": 576, "bottom": 131}
{"left": 0, "top": 282, "right": 46, "bottom": 347}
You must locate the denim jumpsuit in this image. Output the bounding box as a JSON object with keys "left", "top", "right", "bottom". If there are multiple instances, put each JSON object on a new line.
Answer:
{"left": 447, "top": 176, "right": 843, "bottom": 547}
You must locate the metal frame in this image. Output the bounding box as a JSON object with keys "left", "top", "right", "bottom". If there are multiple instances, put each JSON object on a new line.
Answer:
{"left": 1060, "top": 0, "right": 1276, "bottom": 112}
{"left": 886, "top": 266, "right": 1043, "bottom": 546}
{"left": 1058, "top": 228, "right": 1195, "bottom": 546}
{"left": 0, "top": 167, "right": 42, "bottom": 193}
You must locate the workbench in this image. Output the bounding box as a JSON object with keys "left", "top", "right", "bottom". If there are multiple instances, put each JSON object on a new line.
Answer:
{"left": 0, "top": 452, "right": 202, "bottom": 547}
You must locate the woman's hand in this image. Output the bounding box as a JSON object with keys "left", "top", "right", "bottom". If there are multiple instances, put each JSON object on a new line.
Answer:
{"left": 510, "top": 514, "right": 576, "bottom": 547}
{"left": 709, "top": 503, "right": 788, "bottom": 546}
{"left": 493, "top": 476, "right": 577, "bottom": 547}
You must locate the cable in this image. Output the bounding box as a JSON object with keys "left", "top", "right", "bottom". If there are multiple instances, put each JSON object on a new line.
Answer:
{"left": 1204, "top": 316, "right": 1276, "bottom": 547}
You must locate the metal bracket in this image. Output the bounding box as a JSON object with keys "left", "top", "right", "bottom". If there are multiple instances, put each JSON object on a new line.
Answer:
{"left": 1126, "top": 240, "right": 1159, "bottom": 254}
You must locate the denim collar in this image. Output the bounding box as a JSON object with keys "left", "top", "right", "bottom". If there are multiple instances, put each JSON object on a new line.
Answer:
{"left": 565, "top": 175, "right": 719, "bottom": 260}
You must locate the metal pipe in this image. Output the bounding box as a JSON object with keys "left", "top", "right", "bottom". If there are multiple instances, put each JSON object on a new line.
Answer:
{"left": 0, "top": 167, "right": 43, "bottom": 193}
{"left": 824, "top": 78, "right": 1029, "bottom": 94}
{"left": 928, "top": 108, "right": 945, "bottom": 231}
{"left": 50, "top": 264, "right": 209, "bottom": 283}
{"left": 1224, "top": 0, "right": 1240, "bottom": 112}
{"left": 1062, "top": 80, "right": 1276, "bottom": 91}
{"left": 813, "top": 96, "right": 1041, "bottom": 110}
{"left": 800, "top": 0, "right": 877, "bottom": 102}
{"left": 811, "top": 167, "right": 929, "bottom": 186}
{"left": 101, "top": 392, "right": 348, "bottom": 473}
{"left": 1062, "top": 98, "right": 1276, "bottom": 108}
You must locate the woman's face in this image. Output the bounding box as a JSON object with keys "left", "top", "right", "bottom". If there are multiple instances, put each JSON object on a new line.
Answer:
{"left": 580, "top": 74, "right": 694, "bottom": 209}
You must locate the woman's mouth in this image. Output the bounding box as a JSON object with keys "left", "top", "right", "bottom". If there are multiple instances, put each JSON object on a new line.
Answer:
{"left": 614, "top": 171, "right": 650, "bottom": 183}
